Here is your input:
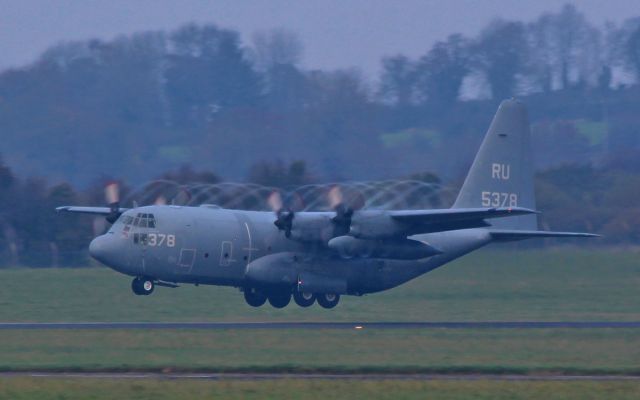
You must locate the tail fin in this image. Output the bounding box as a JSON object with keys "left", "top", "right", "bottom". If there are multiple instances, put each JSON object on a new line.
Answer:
{"left": 453, "top": 99, "right": 537, "bottom": 230}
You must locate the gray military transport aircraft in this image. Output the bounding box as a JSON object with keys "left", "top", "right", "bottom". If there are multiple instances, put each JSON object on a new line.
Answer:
{"left": 57, "top": 99, "right": 597, "bottom": 309}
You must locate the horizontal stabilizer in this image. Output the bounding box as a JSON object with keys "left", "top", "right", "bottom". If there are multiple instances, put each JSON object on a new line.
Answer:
{"left": 390, "top": 207, "right": 536, "bottom": 223}
{"left": 364, "top": 206, "right": 539, "bottom": 237}
{"left": 56, "top": 206, "right": 129, "bottom": 216}
{"left": 490, "top": 229, "right": 601, "bottom": 242}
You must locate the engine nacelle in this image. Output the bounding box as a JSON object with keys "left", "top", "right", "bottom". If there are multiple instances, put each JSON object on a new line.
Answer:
{"left": 349, "top": 211, "right": 405, "bottom": 239}
{"left": 328, "top": 235, "right": 442, "bottom": 260}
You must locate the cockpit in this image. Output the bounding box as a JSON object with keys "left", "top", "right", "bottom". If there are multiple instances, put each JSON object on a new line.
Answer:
{"left": 122, "top": 213, "right": 157, "bottom": 229}
{"left": 120, "top": 213, "right": 158, "bottom": 244}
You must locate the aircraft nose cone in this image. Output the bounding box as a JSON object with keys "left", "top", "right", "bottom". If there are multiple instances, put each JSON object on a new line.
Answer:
{"left": 89, "top": 235, "right": 113, "bottom": 265}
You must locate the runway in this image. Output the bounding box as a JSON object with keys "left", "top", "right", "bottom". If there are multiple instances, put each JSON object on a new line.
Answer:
{"left": 1, "top": 321, "right": 639, "bottom": 330}
{"left": 1, "top": 372, "right": 639, "bottom": 381}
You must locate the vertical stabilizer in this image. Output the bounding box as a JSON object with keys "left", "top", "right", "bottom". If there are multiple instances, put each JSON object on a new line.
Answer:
{"left": 453, "top": 99, "right": 537, "bottom": 230}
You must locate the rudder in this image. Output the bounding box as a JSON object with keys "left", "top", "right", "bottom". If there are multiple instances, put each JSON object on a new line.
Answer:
{"left": 453, "top": 99, "right": 537, "bottom": 230}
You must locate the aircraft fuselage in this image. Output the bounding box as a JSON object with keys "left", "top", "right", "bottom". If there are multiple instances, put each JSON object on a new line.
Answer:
{"left": 90, "top": 205, "right": 491, "bottom": 297}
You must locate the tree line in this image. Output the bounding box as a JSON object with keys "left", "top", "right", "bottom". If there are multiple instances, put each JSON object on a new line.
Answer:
{"left": 0, "top": 155, "right": 638, "bottom": 268}
{"left": 0, "top": 4, "right": 639, "bottom": 186}
{"left": 379, "top": 5, "right": 640, "bottom": 105}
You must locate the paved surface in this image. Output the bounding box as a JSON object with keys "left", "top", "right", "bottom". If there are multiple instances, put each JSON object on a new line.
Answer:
{"left": 1, "top": 321, "right": 639, "bottom": 330}
{"left": 0, "top": 372, "right": 639, "bottom": 381}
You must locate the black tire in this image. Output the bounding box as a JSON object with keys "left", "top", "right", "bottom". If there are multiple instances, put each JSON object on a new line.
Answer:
{"left": 317, "top": 293, "right": 340, "bottom": 309}
{"left": 268, "top": 292, "right": 292, "bottom": 309}
{"left": 293, "top": 291, "right": 316, "bottom": 307}
{"left": 132, "top": 277, "right": 154, "bottom": 296}
{"left": 244, "top": 288, "right": 267, "bottom": 307}
{"left": 131, "top": 278, "right": 144, "bottom": 295}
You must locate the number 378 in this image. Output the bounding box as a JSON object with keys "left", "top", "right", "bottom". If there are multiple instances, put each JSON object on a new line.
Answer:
{"left": 148, "top": 233, "right": 176, "bottom": 247}
{"left": 481, "top": 192, "right": 518, "bottom": 207}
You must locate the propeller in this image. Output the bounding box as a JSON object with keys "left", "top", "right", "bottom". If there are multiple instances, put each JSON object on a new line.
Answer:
{"left": 268, "top": 191, "right": 295, "bottom": 238}
{"left": 328, "top": 186, "right": 364, "bottom": 237}
{"left": 105, "top": 182, "right": 121, "bottom": 224}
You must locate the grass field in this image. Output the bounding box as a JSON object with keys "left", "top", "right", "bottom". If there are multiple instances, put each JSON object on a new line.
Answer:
{"left": 1, "top": 329, "right": 639, "bottom": 374}
{"left": 0, "top": 249, "right": 638, "bottom": 398}
{"left": 1, "top": 378, "right": 639, "bottom": 400}
{"left": 1, "top": 248, "right": 639, "bottom": 322}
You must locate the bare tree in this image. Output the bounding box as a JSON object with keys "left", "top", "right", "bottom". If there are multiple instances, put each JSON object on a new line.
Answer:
{"left": 415, "top": 34, "right": 471, "bottom": 105}
{"left": 473, "top": 20, "right": 528, "bottom": 100}
{"left": 378, "top": 55, "right": 416, "bottom": 106}
{"left": 625, "top": 22, "right": 640, "bottom": 80}
{"left": 527, "top": 4, "right": 603, "bottom": 92}
{"left": 251, "top": 28, "right": 303, "bottom": 71}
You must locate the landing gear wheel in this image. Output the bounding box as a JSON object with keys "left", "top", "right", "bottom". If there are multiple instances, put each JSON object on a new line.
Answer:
{"left": 244, "top": 288, "right": 267, "bottom": 307}
{"left": 293, "top": 291, "right": 316, "bottom": 307}
{"left": 131, "top": 279, "right": 143, "bottom": 295}
{"left": 132, "top": 277, "right": 154, "bottom": 296}
{"left": 268, "top": 292, "right": 292, "bottom": 309}
{"left": 317, "top": 293, "right": 340, "bottom": 309}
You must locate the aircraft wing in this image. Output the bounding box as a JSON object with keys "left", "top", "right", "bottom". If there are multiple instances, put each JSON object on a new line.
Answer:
{"left": 489, "top": 229, "right": 601, "bottom": 242}
{"left": 387, "top": 207, "right": 535, "bottom": 233}
{"left": 56, "top": 206, "right": 129, "bottom": 215}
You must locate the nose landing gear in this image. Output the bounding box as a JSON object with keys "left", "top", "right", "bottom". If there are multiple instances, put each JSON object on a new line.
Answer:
{"left": 131, "top": 277, "right": 155, "bottom": 296}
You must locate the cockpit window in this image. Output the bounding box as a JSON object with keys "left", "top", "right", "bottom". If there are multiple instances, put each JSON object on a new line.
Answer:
{"left": 128, "top": 213, "right": 157, "bottom": 229}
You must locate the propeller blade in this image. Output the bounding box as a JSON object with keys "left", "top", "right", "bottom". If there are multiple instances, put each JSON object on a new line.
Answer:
{"left": 328, "top": 185, "right": 364, "bottom": 237}
{"left": 267, "top": 191, "right": 283, "bottom": 212}
{"left": 328, "top": 186, "right": 343, "bottom": 209}
{"left": 105, "top": 182, "right": 119, "bottom": 207}
{"left": 268, "top": 191, "right": 294, "bottom": 238}
{"left": 105, "top": 182, "right": 121, "bottom": 224}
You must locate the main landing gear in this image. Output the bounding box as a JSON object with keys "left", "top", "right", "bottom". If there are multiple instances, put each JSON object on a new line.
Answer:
{"left": 316, "top": 293, "right": 340, "bottom": 309}
{"left": 243, "top": 287, "right": 267, "bottom": 307}
{"left": 268, "top": 292, "right": 291, "bottom": 308}
{"left": 243, "top": 288, "right": 339, "bottom": 309}
{"left": 131, "top": 277, "right": 155, "bottom": 296}
{"left": 293, "top": 291, "right": 316, "bottom": 307}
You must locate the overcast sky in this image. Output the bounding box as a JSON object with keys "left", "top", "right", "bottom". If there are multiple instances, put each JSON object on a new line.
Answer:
{"left": 0, "top": 0, "right": 637, "bottom": 78}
